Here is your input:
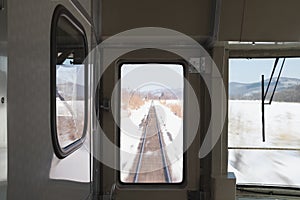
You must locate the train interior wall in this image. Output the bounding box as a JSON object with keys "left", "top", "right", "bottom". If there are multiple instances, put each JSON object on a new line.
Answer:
{"left": 2, "top": 0, "right": 300, "bottom": 200}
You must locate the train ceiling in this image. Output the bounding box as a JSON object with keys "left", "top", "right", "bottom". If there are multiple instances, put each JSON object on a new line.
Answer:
{"left": 77, "top": 0, "right": 300, "bottom": 42}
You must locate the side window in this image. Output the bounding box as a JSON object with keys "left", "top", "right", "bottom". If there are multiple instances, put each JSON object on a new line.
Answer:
{"left": 51, "top": 6, "right": 88, "bottom": 158}
{"left": 228, "top": 58, "right": 300, "bottom": 188}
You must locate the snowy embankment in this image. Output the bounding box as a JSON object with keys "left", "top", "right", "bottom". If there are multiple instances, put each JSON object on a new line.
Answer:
{"left": 229, "top": 100, "right": 300, "bottom": 187}
{"left": 229, "top": 100, "right": 300, "bottom": 148}
{"left": 120, "top": 101, "right": 151, "bottom": 181}
{"left": 154, "top": 100, "right": 183, "bottom": 183}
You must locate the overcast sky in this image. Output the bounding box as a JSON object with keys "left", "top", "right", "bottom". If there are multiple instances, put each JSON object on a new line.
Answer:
{"left": 121, "top": 64, "right": 184, "bottom": 91}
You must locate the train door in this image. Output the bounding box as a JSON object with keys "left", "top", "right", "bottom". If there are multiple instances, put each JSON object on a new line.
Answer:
{"left": 7, "top": 1, "right": 94, "bottom": 199}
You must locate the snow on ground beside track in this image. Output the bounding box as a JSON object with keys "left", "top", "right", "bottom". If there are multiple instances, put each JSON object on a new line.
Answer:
{"left": 165, "top": 100, "right": 183, "bottom": 105}
{"left": 129, "top": 101, "right": 152, "bottom": 127}
{"left": 154, "top": 100, "right": 183, "bottom": 183}
{"left": 229, "top": 100, "right": 300, "bottom": 148}
{"left": 228, "top": 149, "right": 300, "bottom": 187}
{"left": 120, "top": 101, "right": 151, "bottom": 181}
{"left": 229, "top": 100, "right": 300, "bottom": 187}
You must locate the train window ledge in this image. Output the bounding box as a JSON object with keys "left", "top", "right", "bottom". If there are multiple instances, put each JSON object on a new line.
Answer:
{"left": 237, "top": 185, "right": 300, "bottom": 198}
{"left": 50, "top": 5, "right": 88, "bottom": 159}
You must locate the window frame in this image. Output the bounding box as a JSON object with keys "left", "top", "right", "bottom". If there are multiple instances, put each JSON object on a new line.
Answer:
{"left": 227, "top": 53, "right": 300, "bottom": 195}
{"left": 116, "top": 60, "right": 188, "bottom": 187}
{"left": 50, "top": 5, "right": 88, "bottom": 159}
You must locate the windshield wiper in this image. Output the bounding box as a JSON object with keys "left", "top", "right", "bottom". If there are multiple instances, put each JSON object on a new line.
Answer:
{"left": 261, "top": 58, "right": 286, "bottom": 142}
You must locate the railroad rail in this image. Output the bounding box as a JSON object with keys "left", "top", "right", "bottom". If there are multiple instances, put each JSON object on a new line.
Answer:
{"left": 133, "top": 102, "right": 171, "bottom": 183}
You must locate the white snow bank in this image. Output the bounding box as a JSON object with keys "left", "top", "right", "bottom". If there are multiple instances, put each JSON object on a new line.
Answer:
{"left": 229, "top": 100, "right": 300, "bottom": 148}
{"left": 154, "top": 100, "right": 183, "bottom": 183}
{"left": 165, "top": 100, "right": 183, "bottom": 105}
{"left": 229, "top": 100, "right": 300, "bottom": 187}
{"left": 229, "top": 149, "right": 300, "bottom": 187}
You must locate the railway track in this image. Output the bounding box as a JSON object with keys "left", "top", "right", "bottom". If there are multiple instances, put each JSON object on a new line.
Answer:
{"left": 129, "top": 102, "right": 172, "bottom": 183}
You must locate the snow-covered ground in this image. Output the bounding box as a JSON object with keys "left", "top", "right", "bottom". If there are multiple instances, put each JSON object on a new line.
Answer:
{"left": 154, "top": 100, "right": 183, "bottom": 183}
{"left": 229, "top": 100, "right": 300, "bottom": 187}
{"left": 120, "top": 101, "right": 152, "bottom": 181}
{"left": 164, "top": 100, "right": 183, "bottom": 105}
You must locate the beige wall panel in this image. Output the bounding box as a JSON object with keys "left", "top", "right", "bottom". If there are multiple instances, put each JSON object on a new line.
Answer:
{"left": 219, "top": 0, "right": 300, "bottom": 42}
{"left": 242, "top": 0, "right": 300, "bottom": 42}
{"left": 101, "top": 0, "right": 212, "bottom": 38}
{"left": 219, "top": 0, "right": 244, "bottom": 41}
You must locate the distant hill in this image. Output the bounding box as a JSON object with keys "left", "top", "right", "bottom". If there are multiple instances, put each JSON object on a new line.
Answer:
{"left": 122, "top": 88, "right": 183, "bottom": 100}
{"left": 229, "top": 77, "right": 300, "bottom": 102}
{"left": 144, "top": 88, "right": 183, "bottom": 100}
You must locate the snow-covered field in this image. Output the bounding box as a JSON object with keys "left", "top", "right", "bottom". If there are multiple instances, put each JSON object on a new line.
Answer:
{"left": 229, "top": 100, "right": 300, "bottom": 187}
